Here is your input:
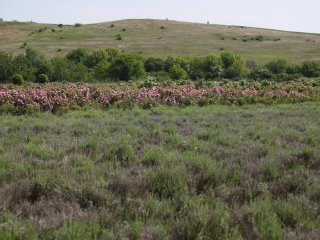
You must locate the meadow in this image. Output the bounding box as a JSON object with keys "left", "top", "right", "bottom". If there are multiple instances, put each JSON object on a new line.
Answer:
{"left": 0, "top": 102, "right": 320, "bottom": 239}
{"left": 1, "top": 18, "right": 320, "bottom": 240}
{"left": 1, "top": 19, "right": 320, "bottom": 64}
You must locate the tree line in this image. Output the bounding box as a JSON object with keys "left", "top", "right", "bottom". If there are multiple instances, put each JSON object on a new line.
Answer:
{"left": 0, "top": 47, "right": 320, "bottom": 84}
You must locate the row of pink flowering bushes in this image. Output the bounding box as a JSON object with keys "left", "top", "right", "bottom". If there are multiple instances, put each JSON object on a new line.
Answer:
{"left": 0, "top": 83, "right": 319, "bottom": 114}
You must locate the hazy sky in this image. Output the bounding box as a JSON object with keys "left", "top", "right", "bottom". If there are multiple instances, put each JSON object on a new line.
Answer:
{"left": 1, "top": 0, "right": 320, "bottom": 33}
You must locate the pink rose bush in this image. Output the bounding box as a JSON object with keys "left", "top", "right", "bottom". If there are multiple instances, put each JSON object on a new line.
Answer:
{"left": 0, "top": 83, "right": 319, "bottom": 114}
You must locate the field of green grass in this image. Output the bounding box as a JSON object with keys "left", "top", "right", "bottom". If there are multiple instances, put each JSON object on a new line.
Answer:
{"left": 1, "top": 103, "right": 320, "bottom": 239}
{"left": 1, "top": 19, "right": 320, "bottom": 64}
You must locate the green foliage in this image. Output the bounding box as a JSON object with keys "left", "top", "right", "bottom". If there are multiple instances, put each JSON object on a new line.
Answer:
{"left": 107, "top": 54, "right": 145, "bottom": 81}
{"left": 50, "top": 57, "right": 89, "bottom": 82}
{"left": 144, "top": 57, "right": 165, "bottom": 72}
{"left": 84, "top": 48, "right": 120, "bottom": 68}
{"left": 12, "top": 54, "right": 36, "bottom": 82}
{"left": 220, "top": 52, "right": 246, "bottom": 78}
{"left": 300, "top": 60, "right": 320, "bottom": 77}
{"left": 74, "top": 23, "right": 82, "bottom": 27}
{"left": 36, "top": 73, "right": 49, "bottom": 84}
{"left": 93, "top": 60, "right": 110, "bottom": 80}
{"left": 266, "top": 59, "right": 288, "bottom": 74}
{"left": 0, "top": 48, "right": 320, "bottom": 83}
{"left": 11, "top": 73, "right": 24, "bottom": 85}
{"left": 0, "top": 51, "right": 14, "bottom": 83}
{"left": 250, "top": 68, "right": 273, "bottom": 80}
{"left": 169, "top": 64, "right": 188, "bottom": 80}
{"left": 66, "top": 48, "right": 89, "bottom": 63}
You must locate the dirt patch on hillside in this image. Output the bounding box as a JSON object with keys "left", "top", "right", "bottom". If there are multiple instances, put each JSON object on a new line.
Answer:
{"left": 0, "top": 28, "right": 26, "bottom": 38}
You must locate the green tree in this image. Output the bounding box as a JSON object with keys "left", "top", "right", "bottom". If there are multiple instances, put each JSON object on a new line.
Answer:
{"left": 300, "top": 60, "right": 320, "bottom": 77}
{"left": 170, "top": 64, "right": 188, "bottom": 80}
{"left": 12, "top": 73, "right": 24, "bottom": 85}
{"left": 12, "top": 54, "right": 36, "bottom": 82}
{"left": 66, "top": 48, "right": 89, "bottom": 63}
{"left": 144, "top": 57, "right": 165, "bottom": 72}
{"left": 25, "top": 48, "right": 52, "bottom": 77}
{"left": 0, "top": 51, "right": 14, "bottom": 83}
{"left": 36, "top": 74, "right": 49, "bottom": 84}
{"left": 94, "top": 60, "right": 110, "bottom": 80}
{"left": 50, "top": 57, "right": 89, "bottom": 82}
{"left": 84, "top": 48, "right": 120, "bottom": 68}
{"left": 107, "top": 54, "right": 145, "bottom": 81}
{"left": 265, "top": 59, "right": 288, "bottom": 74}
{"left": 220, "top": 52, "right": 246, "bottom": 79}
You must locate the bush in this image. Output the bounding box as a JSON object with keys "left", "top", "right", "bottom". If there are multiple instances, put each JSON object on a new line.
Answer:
{"left": 220, "top": 52, "right": 246, "bottom": 79}
{"left": 12, "top": 74, "right": 24, "bottom": 85}
{"left": 300, "top": 60, "right": 320, "bottom": 77}
{"left": 266, "top": 59, "right": 288, "bottom": 74}
{"left": 93, "top": 60, "right": 110, "bottom": 80}
{"left": 50, "top": 57, "right": 89, "bottom": 82}
{"left": 116, "top": 34, "right": 122, "bottom": 40}
{"left": 144, "top": 57, "right": 165, "bottom": 72}
{"left": 37, "top": 74, "right": 49, "bottom": 84}
{"left": 66, "top": 48, "right": 89, "bottom": 63}
{"left": 250, "top": 69, "right": 273, "bottom": 80}
{"left": 74, "top": 23, "right": 82, "bottom": 27}
{"left": 84, "top": 48, "right": 120, "bottom": 68}
{"left": 12, "top": 54, "right": 36, "bottom": 82}
{"left": 0, "top": 51, "right": 14, "bottom": 83}
{"left": 107, "top": 54, "right": 145, "bottom": 81}
{"left": 169, "top": 64, "right": 188, "bottom": 80}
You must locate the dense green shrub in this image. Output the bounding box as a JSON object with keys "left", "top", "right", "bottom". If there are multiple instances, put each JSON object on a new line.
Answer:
{"left": 188, "top": 56, "right": 222, "bottom": 80}
{"left": 250, "top": 69, "right": 273, "bottom": 80}
{"left": 220, "top": 52, "right": 246, "bottom": 78}
{"left": 25, "top": 48, "right": 52, "bottom": 77}
{"left": 170, "top": 64, "right": 188, "bottom": 80}
{"left": 266, "top": 59, "right": 288, "bottom": 74}
{"left": 93, "top": 60, "right": 110, "bottom": 80}
{"left": 300, "top": 60, "right": 320, "bottom": 77}
{"left": 12, "top": 54, "right": 36, "bottom": 82}
{"left": 144, "top": 57, "right": 165, "bottom": 72}
{"left": 107, "top": 54, "right": 145, "bottom": 81}
{"left": 74, "top": 23, "right": 82, "bottom": 27}
{"left": 84, "top": 48, "right": 120, "bottom": 68}
{"left": 12, "top": 73, "right": 24, "bottom": 85}
{"left": 0, "top": 48, "right": 320, "bottom": 83}
{"left": 50, "top": 57, "right": 89, "bottom": 82}
{"left": 0, "top": 51, "right": 14, "bottom": 83}
{"left": 36, "top": 73, "right": 49, "bottom": 84}
{"left": 66, "top": 48, "right": 89, "bottom": 63}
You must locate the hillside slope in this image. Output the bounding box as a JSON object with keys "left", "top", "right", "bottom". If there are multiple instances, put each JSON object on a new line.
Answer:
{"left": 0, "top": 19, "right": 319, "bottom": 64}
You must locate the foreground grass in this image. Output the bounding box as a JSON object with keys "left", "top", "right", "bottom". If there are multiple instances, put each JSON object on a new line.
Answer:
{"left": 0, "top": 103, "right": 320, "bottom": 239}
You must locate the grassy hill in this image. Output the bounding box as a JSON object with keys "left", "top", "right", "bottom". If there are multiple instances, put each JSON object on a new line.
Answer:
{"left": 0, "top": 19, "right": 320, "bottom": 64}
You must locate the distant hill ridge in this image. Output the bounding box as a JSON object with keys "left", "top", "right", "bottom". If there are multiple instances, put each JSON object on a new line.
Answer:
{"left": 0, "top": 19, "right": 319, "bottom": 64}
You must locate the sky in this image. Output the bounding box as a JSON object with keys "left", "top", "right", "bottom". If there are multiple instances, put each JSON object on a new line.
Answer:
{"left": 1, "top": 0, "right": 320, "bottom": 33}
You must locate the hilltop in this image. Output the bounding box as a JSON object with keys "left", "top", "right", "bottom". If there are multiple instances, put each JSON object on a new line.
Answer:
{"left": 0, "top": 19, "right": 319, "bottom": 64}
